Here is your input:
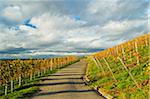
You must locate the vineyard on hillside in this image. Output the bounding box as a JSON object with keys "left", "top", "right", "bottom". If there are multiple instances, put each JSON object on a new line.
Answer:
{"left": 86, "top": 34, "right": 149, "bottom": 98}
{"left": 0, "top": 56, "right": 78, "bottom": 96}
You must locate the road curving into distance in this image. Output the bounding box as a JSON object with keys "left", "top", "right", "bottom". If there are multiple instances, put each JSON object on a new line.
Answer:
{"left": 31, "top": 60, "right": 103, "bottom": 99}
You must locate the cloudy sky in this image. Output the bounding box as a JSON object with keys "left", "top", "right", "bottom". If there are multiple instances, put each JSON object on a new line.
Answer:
{"left": 0, "top": 0, "right": 149, "bottom": 59}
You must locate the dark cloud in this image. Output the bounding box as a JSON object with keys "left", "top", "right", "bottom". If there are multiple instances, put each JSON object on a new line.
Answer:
{"left": 0, "top": 47, "right": 31, "bottom": 54}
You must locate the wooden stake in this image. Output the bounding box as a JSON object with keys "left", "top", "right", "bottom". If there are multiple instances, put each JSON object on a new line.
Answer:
{"left": 91, "top": 57, "right": 100, "bottom": 69}
{"left": 11, "top": 79, "right": 13, "bottom": 93}
{"left": 145, "top": 37, "right": 148, "bottom": 46}
{"left": 116, "top": 46, "right": 118, "bottom": 55}
{"left": 19, "top": 75, "right": 21, "bottom": 86}
{"left": 95, "top": 57, "right": 105, "bottom": 75}
{"left": 117, "top": 57, "right": 141, "bottom": 90}
{"left": 103, "top": 58, "right": 117, "bottom": 82}
{"left": 50, "top": 59, "right": 53, "bottom": 71}
{"left": 31, "top": 74, "right": 33, "bottom": 81}
{"left": 135, "top": 42, "right": 138, "bottom": 53}
{"left": 135, "top": 42, "right": 140, "bottom": 65}
{"left": 122, "top": 46, "right": 126, "bottom": 60}
{"left": 5, "top": 85, "right": 8, "bottom": 95}
{"left": 129, "top": 52, "right": 132, "bottom": 62}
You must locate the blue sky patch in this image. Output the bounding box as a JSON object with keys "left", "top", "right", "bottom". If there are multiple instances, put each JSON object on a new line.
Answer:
{"left": 22, "top": 18, "right": 37, "bottom": 29}
{"left": 25, "top": 23, "right": 37, "bottom": 29}
{"left": 73, "top": 16, "right": 81, "bottom": 21}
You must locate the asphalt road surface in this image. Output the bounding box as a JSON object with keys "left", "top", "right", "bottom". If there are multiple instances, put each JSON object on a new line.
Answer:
{"left": 31, "top": 60, "right": 103, "bottom": 99}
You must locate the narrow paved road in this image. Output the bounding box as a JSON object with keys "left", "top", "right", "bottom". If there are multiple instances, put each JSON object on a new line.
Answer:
{"left": 31, "top": 60, "right": 103, "bottom": 99}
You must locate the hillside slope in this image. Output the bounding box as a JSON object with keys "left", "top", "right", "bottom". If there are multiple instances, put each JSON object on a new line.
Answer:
{"left": 86, "top": 33, "right": 149, "bottom": 98}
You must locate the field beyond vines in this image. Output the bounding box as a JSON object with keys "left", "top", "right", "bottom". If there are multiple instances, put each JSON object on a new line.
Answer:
{"left": 86, "top": 34, "right": 149, "bottom": 98}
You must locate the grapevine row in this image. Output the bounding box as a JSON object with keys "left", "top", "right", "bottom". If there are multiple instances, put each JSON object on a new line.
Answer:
{"left": 86, "top": 33, "right": 149, "bottom": 98}
{"left": 0, "top": 56, "right": 78, "bottom": 95}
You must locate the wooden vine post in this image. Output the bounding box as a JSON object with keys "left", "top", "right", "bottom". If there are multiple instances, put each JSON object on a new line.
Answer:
{"left": 115, "top": 46, "right": 118, "bottom": 55}
{"left": 5, "top": 84, "right": 8, "bottom": 95}
{"left": 129, "top": 51, "right": 132, "bottom": 62}
{"left": 145, "top": 36, "right": 148, "bottom": 46}
{"left": 50, "top": 59, "right": 53, "bottom": 71}
{"left": 117, "top": 57, "right": 141, "bottom": 90}
{"left": 90, "top": 56, "right": 99, "bottom": 69}
{"left": 134, "top": 41, "right": 140, "bottom": 65}
{"left": 121, "top": 46, "right": 126, "bottom": 60}
{"left": 10, "top": 64, "right": 14, "bottom": 93}
{"left": 103, "top": 58, "right": 117, "bottom": 82}
{"left": 10, "top": 79, "right": 13, "bottom": 93}
{"left": 95, "top": 57, "right": 105, "bottom": 75}
{"left": 19, "top": 75, "right": 21, "bottom": 87}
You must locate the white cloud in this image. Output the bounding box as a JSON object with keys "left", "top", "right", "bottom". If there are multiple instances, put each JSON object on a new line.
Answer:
{"left": 0, "top": 0, "right": 148, "bottom": 58}
{"left": 101, "top": 19, "right": 147, "bottom": 33}
{"left": 2, "top": 5, "right": 23, "bottom": 22}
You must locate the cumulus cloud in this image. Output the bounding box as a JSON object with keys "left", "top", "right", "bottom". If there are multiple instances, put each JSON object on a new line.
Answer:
{"left": 0, "top": 0, "right": 148, "bottom": 58}
{"left": 2, "top": 5, "right": 23, "bottom": 22}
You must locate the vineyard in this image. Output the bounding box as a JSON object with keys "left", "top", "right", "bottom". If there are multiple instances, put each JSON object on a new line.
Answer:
{"left": 0, "top": 34, "right": 149, "bottom": 99}
{"left": 0, "top": 56, "right": 78, "bottom": 97}
{"left": 86, "top": 34, "right": 150, "bottom": 98}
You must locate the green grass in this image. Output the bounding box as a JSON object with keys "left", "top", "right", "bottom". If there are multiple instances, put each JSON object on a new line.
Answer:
{"left": 0, "top": 86, "right": 39, "bottom": 99}
{"left": 85, "top": 35, "right": 149, "bottom": 98}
